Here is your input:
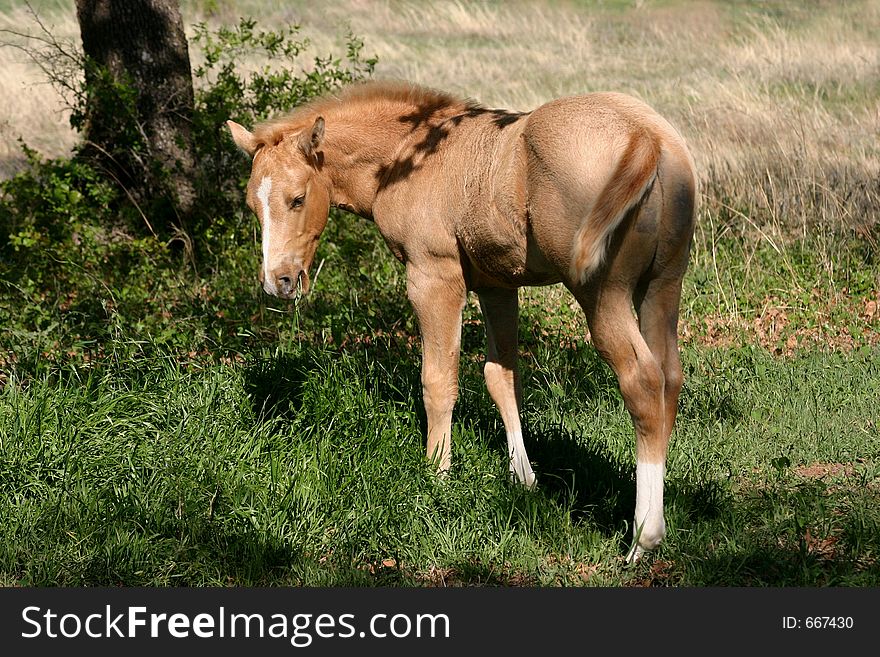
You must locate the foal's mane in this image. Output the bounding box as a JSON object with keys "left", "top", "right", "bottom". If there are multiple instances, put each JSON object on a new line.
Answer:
{"left": 251, "top": 80, "right": 481, "bottom": 149}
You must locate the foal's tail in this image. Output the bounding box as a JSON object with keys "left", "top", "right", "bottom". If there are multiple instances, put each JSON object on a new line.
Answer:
{"left": 571, "top": 129, "right": 661, "bottom": 283}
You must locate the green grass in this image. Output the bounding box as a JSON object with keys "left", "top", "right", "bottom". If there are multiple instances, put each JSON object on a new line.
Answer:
{"left": 1, "top": 310, "right": 878, "bottom": 586}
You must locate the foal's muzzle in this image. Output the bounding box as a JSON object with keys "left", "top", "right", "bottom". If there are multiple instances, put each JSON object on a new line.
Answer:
{"left": 263, "top": 264, "right": 310, "bottom": 299}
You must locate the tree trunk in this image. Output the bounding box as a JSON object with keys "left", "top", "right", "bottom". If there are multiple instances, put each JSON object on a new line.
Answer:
{"left": 75, "top": 0, "right": 196, "bottom": 225}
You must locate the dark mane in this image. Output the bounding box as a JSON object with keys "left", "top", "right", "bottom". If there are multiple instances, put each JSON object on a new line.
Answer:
{"left": 251, "top": 80, "right": 482, "bottom": 149}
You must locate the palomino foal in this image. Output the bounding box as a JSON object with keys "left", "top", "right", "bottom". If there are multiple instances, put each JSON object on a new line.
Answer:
{"left": 228, "top": 81, "right": 696, "bottom": 560}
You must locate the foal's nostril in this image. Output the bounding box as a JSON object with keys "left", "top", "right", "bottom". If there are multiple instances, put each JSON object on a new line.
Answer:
{"left": 277, "top": 275, "right": 293, "bottom": 295}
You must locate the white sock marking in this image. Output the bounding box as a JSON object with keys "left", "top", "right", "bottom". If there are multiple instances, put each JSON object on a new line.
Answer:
{"left": 256, "top": 175, "right": 275, "bottom": 294}
{"left": 507, "top": 429, "right": 536, "bottom": 489}
{"left": 630, "top": 460, "right": 665, "bottom": 559}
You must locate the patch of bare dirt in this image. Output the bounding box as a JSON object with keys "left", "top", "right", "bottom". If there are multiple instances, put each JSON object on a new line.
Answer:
{"left": 628, "top": 559, "right": 679, "bottom": 587}
{"left": 794, "top": 462, "right": 855, "bottom": 479}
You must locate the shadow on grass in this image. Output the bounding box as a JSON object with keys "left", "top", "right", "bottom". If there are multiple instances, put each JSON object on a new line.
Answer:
{"left": 526, "top": 425, "right": 634, "bottom": 532}
{"left": 682, "top": 545, "right": 880, "bottom": 586}
{"left": 242, "top": 353, "right": 313, "bottom": 421}
{"left": 659, "top": 479, "right": 880, "bottom": 586}
{"left": 672, "top": 528, "right": 880, "bottom": 587}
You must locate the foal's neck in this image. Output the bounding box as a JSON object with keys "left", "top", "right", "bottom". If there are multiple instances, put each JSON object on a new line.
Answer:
{"left": 321, "top": 98, "right": 465, "bottom": 219}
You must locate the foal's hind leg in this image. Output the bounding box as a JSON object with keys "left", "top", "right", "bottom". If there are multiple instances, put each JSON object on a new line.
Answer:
{"left": 478, "top": 287, "right": 536, "bottom": 488}
{"left": 634, "top": 278, "right": 685, "bottom": 461}
{"left": 576, "top": 285, "right": 668, "bottom": 561}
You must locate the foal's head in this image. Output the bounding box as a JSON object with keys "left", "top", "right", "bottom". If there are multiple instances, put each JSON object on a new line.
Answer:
{"left": 227, "top": 116, "right": 330, "bottom": 298}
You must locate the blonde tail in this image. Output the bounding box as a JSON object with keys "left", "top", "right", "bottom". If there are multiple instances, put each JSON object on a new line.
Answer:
{"left": 571, "top": 130, "right": 661, "bottom": 282}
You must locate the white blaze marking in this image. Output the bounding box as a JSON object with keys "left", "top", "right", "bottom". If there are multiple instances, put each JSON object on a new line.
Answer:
{"left": 628, "top": 460, "right": 666, "bottom": 561}
{"left": 256, "top": 176, "right": 274, "bottom": 293}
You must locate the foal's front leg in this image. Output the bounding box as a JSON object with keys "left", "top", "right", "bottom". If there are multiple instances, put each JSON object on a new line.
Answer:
{"left": 406, "top": 265, "right": 466, "bottom": 473}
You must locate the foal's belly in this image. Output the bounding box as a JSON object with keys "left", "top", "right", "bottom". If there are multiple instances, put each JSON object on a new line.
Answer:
{"left": 459, "top": 222, "right": 561, "bottom": 290}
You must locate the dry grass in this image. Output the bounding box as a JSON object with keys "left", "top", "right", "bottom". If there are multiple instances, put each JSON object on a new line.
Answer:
{"left": 0, "top": 4, "right": 80, "bottom": 176}
{"left": 3, "top": 1, "right": 877, "bottom": 205}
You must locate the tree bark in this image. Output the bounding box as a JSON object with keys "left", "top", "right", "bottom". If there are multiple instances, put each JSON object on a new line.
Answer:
{"left": 75, "top": 0, "right": 196, "bottom": 223}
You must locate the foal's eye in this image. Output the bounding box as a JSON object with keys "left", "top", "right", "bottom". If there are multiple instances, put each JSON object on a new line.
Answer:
{"left": 290, "top": 195, "right": 305, "bottom": 209}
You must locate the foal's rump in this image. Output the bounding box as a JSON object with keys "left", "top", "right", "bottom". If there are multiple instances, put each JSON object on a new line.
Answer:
{"left": 522, "top": 92, "right": 690, "bottom": 286}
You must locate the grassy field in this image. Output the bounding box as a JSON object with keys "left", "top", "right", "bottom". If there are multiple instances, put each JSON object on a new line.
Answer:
{"left": 0, "top": 0, "right": 878, "bottom": 586}
{"left": 2, "top": 339, "right": 879, "bottom": 586}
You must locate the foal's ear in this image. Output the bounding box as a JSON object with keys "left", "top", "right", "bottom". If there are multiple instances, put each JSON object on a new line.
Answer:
{"left": 298, "top": 116, "right": 325, "bottom": 162}
{"left": 226, "top": 120, "right": 258, "bottom": 157}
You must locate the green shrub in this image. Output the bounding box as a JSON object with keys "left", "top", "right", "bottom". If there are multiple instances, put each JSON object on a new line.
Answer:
{"left": 190, "top": 18, "right": 377, "bottom": 228}
{"left": 1, "top": 144, "right": 118, "bottom": 257}
{"left": 0, "top": 17, "right": 377, "bottom": 377}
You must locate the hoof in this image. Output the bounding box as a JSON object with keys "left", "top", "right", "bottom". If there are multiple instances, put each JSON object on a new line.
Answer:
{"left": 626, "top": 519, "right": 665, "bottom": 563}
{"left": 509, "top": 464, "right": 537, "bottom": 490}
{"left": 625, "top": 543, "right": 645, "bottom": 564}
